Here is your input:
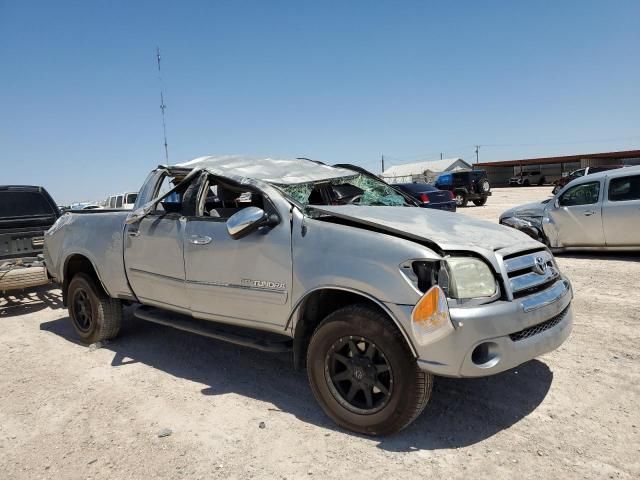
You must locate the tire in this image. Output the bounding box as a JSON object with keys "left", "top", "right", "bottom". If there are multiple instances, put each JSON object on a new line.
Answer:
{"left": 538, "top": 177, "right": 546, "bottom": 186}
{"left": 67, "top": 273, "right": 122, "bottom": 344}
{"left": 307, "top": 304, "right": 432, "bottom": 436}
{"left": 454, "top": 192, "right": 468, "bottom": 207}
{"left": 473, "top": 197, "right": 488, "bottom": 206}
{"left": 479, "top": 179, "right": 491, "bottom": 193}
{"left": 523, "top": 179, "right": 530, "bottom": 187}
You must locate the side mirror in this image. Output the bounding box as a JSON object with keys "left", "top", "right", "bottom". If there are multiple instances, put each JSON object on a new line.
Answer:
{"left": 125, "top": 201, "right": 156, "bottom": 225}
{"left": 226, "top": 207, "right": 278, "bottom": 239}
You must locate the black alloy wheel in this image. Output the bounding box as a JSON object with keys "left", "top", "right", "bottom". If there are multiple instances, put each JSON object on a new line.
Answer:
{"left": 67, "top": 273, "right": 122, "bottom": 344}
{"left": 71, "top": 287, "right": 93, "bottom": 332}
{"left": 325, "top": 336, "right": 393, "bottom": 414}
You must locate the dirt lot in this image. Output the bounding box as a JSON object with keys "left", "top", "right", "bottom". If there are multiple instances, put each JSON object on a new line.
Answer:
{"left": 1, "top": 186, "right": 639, "bottom": 479}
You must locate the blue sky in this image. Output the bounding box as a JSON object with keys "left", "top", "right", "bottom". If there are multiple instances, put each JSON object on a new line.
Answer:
{"left": 1, "top": 1, "right": 639, "bottom": 203}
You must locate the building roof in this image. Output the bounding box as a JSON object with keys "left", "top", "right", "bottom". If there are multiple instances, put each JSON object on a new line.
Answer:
{"left": 381, "top": 158, "right": 472, "bottom": 178}
{"left": 174, "top": 155, "right": 358, "bottom": 185}
{"left": 475, "top": 149, "right": 640, "bottom": 168}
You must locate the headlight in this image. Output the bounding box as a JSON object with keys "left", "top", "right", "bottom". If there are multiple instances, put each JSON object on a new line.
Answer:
{"left": 446, "top": 257, "right": 497, "bottom": 299}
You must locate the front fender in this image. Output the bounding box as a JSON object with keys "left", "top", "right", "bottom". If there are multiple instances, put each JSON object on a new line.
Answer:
{"left": 291, "top": 212, "right": 439, "bottom": 307}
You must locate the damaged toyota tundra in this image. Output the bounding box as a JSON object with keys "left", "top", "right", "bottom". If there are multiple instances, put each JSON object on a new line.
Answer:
{"left": 44, "top": 156, "right": 573, "bottom": 435}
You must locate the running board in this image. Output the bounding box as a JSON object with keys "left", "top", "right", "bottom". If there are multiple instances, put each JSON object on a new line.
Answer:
{"left": 133, "top": 306, "right": 292, "bottom": 353}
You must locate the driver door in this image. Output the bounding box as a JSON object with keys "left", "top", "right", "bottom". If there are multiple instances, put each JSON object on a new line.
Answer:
{"left": 545, "top": 180, "right": 604, "bottom": 247}
{"left": 183, "top": 177, "right": 293, "bottom": 329}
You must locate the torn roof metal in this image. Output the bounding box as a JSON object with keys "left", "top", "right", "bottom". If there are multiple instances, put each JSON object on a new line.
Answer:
{"left": 173, "top": 155, "right": 358, "bottom": 185}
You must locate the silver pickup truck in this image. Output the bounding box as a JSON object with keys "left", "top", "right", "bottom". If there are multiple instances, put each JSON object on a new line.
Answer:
{"left": 44, "top": 156, "right": 573, "bottom": 435}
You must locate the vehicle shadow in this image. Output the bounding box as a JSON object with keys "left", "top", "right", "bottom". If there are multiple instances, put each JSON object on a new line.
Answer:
{"left": 40, "top": 310, "right": 553, "bottom": 450}
{"left": 556, "top": 251, "right": 640, "bottom": 262}
{"left": 0, "top": 285, "right": 64, "bottom": 318}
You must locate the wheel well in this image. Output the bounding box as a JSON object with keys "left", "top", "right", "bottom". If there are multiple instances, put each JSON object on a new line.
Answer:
{"left": 292, "top": 289, "right": 410, "bottom": 369}
{"left": 62, "top": 254, "right": 103, "bottom": 305}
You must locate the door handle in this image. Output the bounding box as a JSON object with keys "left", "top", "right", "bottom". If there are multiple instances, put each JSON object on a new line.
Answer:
{"left": 583, "top": 211, "right": 596, "bottom": 216}
{"left": 189, "top": 235, "right": 212, "bottom": 245}
{"left": 128, "top": 230, "right": 140, "bottom": 237}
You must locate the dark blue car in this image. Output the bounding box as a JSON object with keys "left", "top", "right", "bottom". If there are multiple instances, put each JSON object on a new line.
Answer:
{"left": 393, "top": 183, "right": 457, "bottom": 212}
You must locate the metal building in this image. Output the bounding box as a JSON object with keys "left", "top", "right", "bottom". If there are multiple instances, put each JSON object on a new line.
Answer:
{"left": 475, "top": 149, "right": 640, "bottom": 187}
{"left": 381, "top": 157, "right": 472, "bottom": 184}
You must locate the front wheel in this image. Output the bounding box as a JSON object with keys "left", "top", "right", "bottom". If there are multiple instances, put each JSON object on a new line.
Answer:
{"left": 307, "top": 304, "right": 432, "bottom": 435}
{"left": 68, "top": 273, "right": 122, "bottom": 344}
{"left": 473, "top": 197, "right": 488, "bottom": 206}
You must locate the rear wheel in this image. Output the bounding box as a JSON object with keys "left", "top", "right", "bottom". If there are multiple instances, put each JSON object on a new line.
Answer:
{"left": 473, "top": 197, "right": 488, "bottom": 206}
{"left": 523, "top": 179, "right": 530, "bottom": 187}
{"left": 307, "top": 304, "right": 432, "bottom": 435}
{"left": 538, "top": 176, "right": 546, "bottom": 186}
{"left": 454, "top": 192, "right": 468, "bottom": 207}
{"left": 68, "top": 273, "right": 122, "bottom": 344}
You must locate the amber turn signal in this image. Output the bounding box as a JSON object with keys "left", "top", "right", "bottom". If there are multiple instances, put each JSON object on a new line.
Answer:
{"left": 411, "top": 286, "right": 452, "bottom": 344}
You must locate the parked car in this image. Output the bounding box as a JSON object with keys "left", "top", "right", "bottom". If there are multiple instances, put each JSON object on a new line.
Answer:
{"left": 1, "top": 185, "right": 60, "bottom": 292}
{"left": 393, "top": 183, "right": 456, "bottom": 211}
{"left": 45, "top": 156, "right": 573, "bottom": 435}
{"left": 105, "top": 192, "right": 138, "bottom": 210}
{"left": 509, "top": 171, "right": 545, "bottom": 187}
{"left": 500, "top": 165, "right": 640, "bottom": 250}
{"left": 433, "top": 170, "right": 491, "bottom": 207}
{"left": 552, "top": 165, "right": 623, "bottom": 194}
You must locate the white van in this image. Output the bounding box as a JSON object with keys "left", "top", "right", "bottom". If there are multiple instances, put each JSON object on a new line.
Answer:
{"left": 105, "top": 192, "right": 138, "bottom": 210}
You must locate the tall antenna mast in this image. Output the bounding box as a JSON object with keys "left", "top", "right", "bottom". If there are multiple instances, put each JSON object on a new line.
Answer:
{"left": 156, "top": 47, "right": 169, "bottom": 163}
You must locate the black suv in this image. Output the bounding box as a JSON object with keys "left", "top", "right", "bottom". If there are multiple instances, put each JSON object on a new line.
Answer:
{"left": 433, "top": 170, "right": 491, "bottom": 207}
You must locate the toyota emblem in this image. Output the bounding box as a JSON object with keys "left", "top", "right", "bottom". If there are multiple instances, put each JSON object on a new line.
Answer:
{"left": 533, "top": 256, "right": 548, "bottom": 275}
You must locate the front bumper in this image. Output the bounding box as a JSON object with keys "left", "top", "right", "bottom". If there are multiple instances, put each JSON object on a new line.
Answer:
{"left": 0, "top": 257, "right": 50, "bottom": 292}
{"left": 386, "top": 278, "right": 573, "bottom": 377}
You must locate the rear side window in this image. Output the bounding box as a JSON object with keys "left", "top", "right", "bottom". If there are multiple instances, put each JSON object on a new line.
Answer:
{"left": 609, "top": 175, "right": 640, "bottom": 202}
{"left": 559, "top": 181, "right": 600, "bottom": 207}
{"left": 125, "top": 193, "right": 138, "bottom": 204}
{"left": 115, "top": 196, "right": 123, "bottom": 208}
{"left": 0, "top": 190, "right": 56, "bottom": 218}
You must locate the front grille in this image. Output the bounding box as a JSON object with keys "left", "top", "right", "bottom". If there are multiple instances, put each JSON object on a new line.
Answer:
{"left": 509, "top": 306, "right": 569, "bottom": 342}
{"left": 503, "top": 249, "right": 560, "bottom": 298}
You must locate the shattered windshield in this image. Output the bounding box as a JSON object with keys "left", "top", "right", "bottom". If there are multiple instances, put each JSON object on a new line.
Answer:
{"left": 277, "top": 174, "right": 410, "bottom": 207}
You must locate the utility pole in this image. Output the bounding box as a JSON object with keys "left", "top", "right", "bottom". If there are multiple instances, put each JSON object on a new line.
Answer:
{"left": 156, "top": 47, "right": 169, "bottom": 163}
{"left": 381, "top": 154, "right": 385, "bottom": 173}
{"left": 475, "top": 145, "right": 480, "bottom": 164}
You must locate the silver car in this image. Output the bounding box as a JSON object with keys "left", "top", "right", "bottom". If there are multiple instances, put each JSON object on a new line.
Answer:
{"left": 501, "top": 165, "right": 640, "bottom": 250}
{"left": 44, "top": 156, "right": 574, "bottom": 435}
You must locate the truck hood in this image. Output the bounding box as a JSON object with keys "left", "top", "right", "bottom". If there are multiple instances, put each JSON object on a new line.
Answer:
{"left": 308, "top": 205, "right": 540, "bottom": 252}
{"left": 500, "top": 200, "right": 549, "bottom": 221}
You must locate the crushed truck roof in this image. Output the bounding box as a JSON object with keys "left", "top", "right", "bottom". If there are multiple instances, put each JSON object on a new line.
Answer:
{"left": 174, "top": 155, "right": 358, "bottom": 185}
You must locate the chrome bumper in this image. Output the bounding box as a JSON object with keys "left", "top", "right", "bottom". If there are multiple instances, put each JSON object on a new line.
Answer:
{"left": 387, "top": 278, "right": 573, "bottom": 378}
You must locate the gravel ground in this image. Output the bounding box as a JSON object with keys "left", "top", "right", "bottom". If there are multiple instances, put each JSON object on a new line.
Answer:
{"left": 1, "top": 186, "right": 639, "bottom": 479}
